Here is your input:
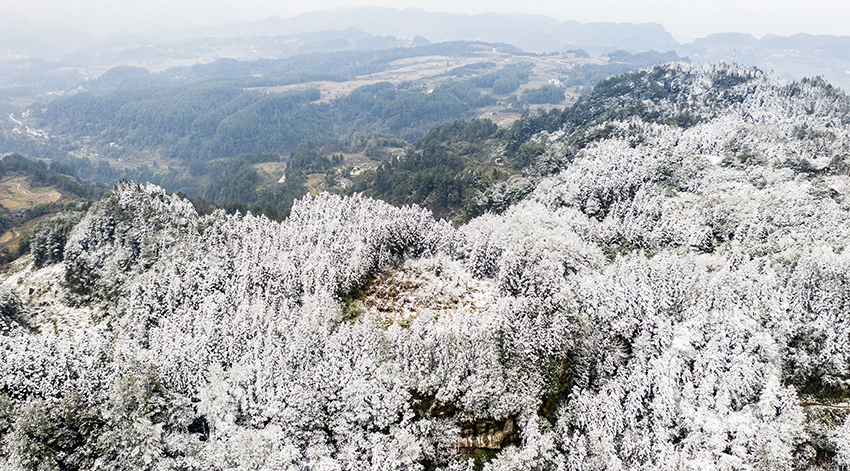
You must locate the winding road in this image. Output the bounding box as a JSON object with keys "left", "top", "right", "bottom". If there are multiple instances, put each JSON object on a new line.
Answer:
{"left": 14, "top": 182, "right": 60, "bottom": 203}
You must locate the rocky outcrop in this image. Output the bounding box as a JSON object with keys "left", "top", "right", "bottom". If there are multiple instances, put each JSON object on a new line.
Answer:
{"left": 457, "top": 416, "right": 518, "bottom": 450}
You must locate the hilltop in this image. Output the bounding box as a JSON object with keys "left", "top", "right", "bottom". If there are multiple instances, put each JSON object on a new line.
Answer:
{"left": 1, "top": 62, "right": 850, "bottom": 469}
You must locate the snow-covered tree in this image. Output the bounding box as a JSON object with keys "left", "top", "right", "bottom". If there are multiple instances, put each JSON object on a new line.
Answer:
{"left": 3, "top": 62, "right": 850, "bottom": 470}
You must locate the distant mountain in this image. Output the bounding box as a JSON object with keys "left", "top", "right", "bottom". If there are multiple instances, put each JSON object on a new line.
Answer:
{"left": 152, "top": 7, "right": 850, "bottom": 90}
{"left": 0, "top": 11, "right": 96, "bottom": 61}
{"left": 162, "top": 7, "right": 678, "bottom": 55}
{"left": 679, "top": 32, "right": 850, "bottom": 90}
{"left": 4, "top": 6, "right": 850, "bottom": 95}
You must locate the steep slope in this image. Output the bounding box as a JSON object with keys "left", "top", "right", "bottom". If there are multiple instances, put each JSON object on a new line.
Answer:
{"left": 1, "top": 63, "right": 850, "bottom": 470}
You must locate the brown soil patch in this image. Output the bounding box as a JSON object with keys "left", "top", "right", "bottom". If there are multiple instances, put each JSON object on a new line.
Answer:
{"left": 252, "top": 162, "right": 286, "bottom": 184}
{"left": 0, "top": 217, "right": 45, "bottom": 248}
{"left": 305, "top": 173, "right": 325, "bottom": 195}
{"left": 253, "top": 162, "right": 284, "bottom": 173}
{"left": 0, "top": 176, "right": 63, "bottom": 210}
{"left": 252, "top": 48, "right": 518, "bottom": 103}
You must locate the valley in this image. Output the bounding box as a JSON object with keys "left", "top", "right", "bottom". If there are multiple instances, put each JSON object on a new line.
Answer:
{"left": 0, "top": 42, "right": 650, "bottom": 223}
{"left": 2, "top": 6, "right": 850, "bottom": 469}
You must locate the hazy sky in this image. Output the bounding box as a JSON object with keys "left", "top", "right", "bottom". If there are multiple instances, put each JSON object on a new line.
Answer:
{"left": 1, "top": 0, "right": 848, "bottom": 43}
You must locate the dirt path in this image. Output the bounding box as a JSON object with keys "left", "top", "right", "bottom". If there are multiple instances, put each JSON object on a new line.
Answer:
{"left": 0, "top": 227, "right": 19, "bottom": 245}
{"left": 14, "top": 182, "right": 60, "bottom": 202}
{"left": 304, "top": 174, "right": 325, "bottom": 196}
{"left": 0, "top": 177, "right": 63, "bottom": 209}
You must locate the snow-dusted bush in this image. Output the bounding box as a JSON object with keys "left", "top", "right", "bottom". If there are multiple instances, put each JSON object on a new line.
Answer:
{"left": 29, "top": 211, "right": 84, "bottom": 269}
{"left": 0, "top": 290, "right": 31, "bottom": 335}
{"left": 63, "top": 180, "right": 199, "bottom": 299}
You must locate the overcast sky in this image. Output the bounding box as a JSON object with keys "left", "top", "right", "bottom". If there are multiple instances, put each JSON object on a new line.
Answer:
{"left": 1, "top": 0, "right": 848, "bottom": 43}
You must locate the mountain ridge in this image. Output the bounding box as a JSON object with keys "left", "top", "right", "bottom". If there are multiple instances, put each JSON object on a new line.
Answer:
{"left": 154, "top": 6, "right": 677, "bottom": 55}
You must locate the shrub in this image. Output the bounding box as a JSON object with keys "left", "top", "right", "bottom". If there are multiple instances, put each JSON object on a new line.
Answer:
{"left": 30, "top": 212, "right": 84, "bottom": 268}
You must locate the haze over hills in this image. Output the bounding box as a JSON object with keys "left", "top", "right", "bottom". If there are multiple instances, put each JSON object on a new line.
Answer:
{"left": 183, "top": 7, "right": 850, "bottom": 91}
{"left": 679, "top": 32, "right": 850, "bottom": 87}
{"left": 169, "top": 7, "right": 677, "bottom": 55}
{"left": 3, "top": 3, "right": 850, "bottom": 470}
{"left": 2, "top": 4, "right": 850, "bottom": 222}
{"left": 0, "top": 11, "right": 97, "bottom": 61}
{"left": 2, "top": 6, "right": 850, "bottom": 91}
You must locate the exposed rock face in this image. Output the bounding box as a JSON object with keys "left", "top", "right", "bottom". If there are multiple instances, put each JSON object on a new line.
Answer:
{"left": 410, "top": 391, "right": 520, "bottom": 458}
{"left": 457, "top": 416, "right": 518, "bottom": 450}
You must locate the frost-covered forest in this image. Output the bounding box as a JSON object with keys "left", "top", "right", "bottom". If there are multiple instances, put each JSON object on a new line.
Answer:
{"left": 3, "top": 62, "right": 850, "bottom": 470}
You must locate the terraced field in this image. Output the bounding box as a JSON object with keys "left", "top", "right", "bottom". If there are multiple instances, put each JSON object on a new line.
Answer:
{"left": 0, "top": 176, "right": 68, "bottom": 249}
{"left": 0, "top": 176, "right": 62, "bottom": 210}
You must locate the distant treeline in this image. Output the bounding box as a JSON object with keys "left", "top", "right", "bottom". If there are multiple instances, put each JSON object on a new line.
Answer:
{"left": 562, "top": 49, "right": 688, "bottom": 94}
{"left": 168, "top": 41, "right": 525, "bottom": 84}
{"left": 76, "top": 41, "right": 527, "bottom": 95}
{"left": 37, "top": 79, "right": 497, "bottom": 168}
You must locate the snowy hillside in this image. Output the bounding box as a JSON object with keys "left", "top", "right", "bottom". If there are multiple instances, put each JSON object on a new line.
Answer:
{"left": 2, "top": 62, "right": 850, "bottom": 470}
